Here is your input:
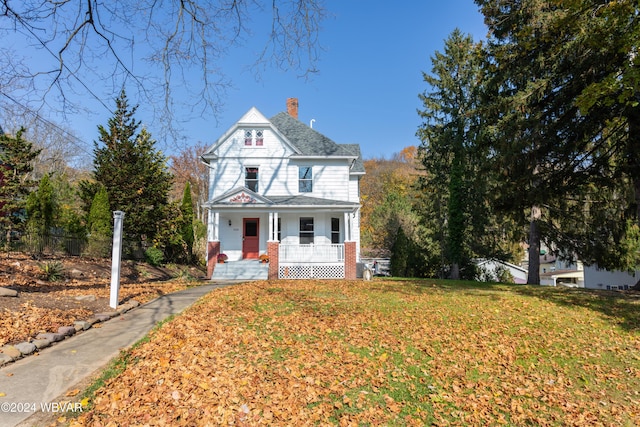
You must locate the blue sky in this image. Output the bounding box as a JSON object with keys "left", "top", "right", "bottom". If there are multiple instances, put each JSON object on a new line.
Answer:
{"left": 200, "top": 0, "right": 488, "bottom": 159}
{"left": 2, "top": 0, "right": 488, "bottom": 161}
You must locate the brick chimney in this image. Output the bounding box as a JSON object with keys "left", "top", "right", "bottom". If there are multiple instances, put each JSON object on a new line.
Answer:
{"left": 286, "top": 98, "right": 298, "bottom": 119}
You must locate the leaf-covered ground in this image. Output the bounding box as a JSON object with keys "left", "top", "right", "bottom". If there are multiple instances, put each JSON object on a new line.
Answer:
{"left": 65, "top": 279, "right": 640, "bottom": 426}
{"left": 0, "top": 255, "right": 203, "bottom": 346}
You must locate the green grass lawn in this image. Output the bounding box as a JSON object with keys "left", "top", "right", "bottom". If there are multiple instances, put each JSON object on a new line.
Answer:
{"left": 72, "top": 278, "right": 640, "bottom": 426}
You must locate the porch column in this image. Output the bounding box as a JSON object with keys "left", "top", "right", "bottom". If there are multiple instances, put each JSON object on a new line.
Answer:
{"left": 344, "top": 212, "right": 351, "bottom": 241}
{"left": 269, "top": 212, "right": 274, "bottom": 241}
{"left": 274, "top": 212, "right": 279, "bottom": 241}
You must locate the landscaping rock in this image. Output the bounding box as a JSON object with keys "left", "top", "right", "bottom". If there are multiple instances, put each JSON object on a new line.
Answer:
{"left": 31, "top": 339, "right": 51, "bottom": 349}
{"left": 0, "top": 287, "right": 18, "bottom": 297}
{"left": 1, "top": 345, "right": 22, "bottom": 360}
{"left": 69, "top": 268, "right": 85, "bottom": 278}
{"left": 35, "top": 332, "right": 65, "bottom": 343}
{"left": 14, "top": 341, "right": 36, "bottom": 355}
{"left": 58, "top": 326, "right": 76, "bottom": 336}
{"left": 74, "top": 320, "right": 93, "bottom": 331}
{"left": 94, "top": 312, "right": 117, "bottom": 322}
{"left": 0, "top": 353, "right": 13, "bottom": 366}
{"left": 74, "top": 294, "right": 96, "bottom": 302}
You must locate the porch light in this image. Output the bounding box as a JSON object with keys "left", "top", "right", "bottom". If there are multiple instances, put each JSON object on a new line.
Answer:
{"left": 228, "top": 219, "right": 232, "bottom": 226}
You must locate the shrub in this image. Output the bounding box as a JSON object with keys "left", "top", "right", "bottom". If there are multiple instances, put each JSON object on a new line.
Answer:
{"left": 39, "top": 261, "right": 64, "bottom": 282}
{"left": 145, "top": 246, "right": 165, "bottom": 266}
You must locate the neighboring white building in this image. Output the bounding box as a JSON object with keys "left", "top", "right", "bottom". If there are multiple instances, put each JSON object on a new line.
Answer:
{"left": 475, "top": 259, "right": 528, "bottom": 284}
{"left": 201, "top": 99, "right": 364, "bottom": 280}
{"left": 583, "top": 265, "right": 639, "bottom": 290}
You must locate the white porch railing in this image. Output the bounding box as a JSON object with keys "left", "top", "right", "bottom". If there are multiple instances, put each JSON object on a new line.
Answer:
{"left": 279, "top": 244, "right": 344, "bottom": 263}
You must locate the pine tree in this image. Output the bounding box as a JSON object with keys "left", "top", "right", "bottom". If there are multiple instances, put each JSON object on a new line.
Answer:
{"left": 417, "top": 30, "right": 488, "bottom": 279}
{"left": 88, "top": 89, "right": 173, "bottom": 252}
{"left": 476, "top": 0, "right": 640, "bottom": 273}
{"left": 0, "top": 128, "right": 41, "bottom": 245}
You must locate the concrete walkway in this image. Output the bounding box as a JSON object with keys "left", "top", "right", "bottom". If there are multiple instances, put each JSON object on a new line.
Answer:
{"left": 0, "top": 282, "right": 238, "bottom": 427}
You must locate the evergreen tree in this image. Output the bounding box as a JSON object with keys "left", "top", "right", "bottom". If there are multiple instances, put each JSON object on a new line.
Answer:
{"left": 476, "top": 0, "right": 640, "bottom": 274}
{"left": 26, "top": 174, "right": 56, "bottom": 235}
{"left": 180, "top": 182, "right": 195, "bottom": 262}
{"left": 87, "top": 89, "right": 173, "bottom": 252}
{"left": 417, "top": 30, "right": 491, "bottom": 279}
{"left": 85, "top": 185, "right": 112, "bottom": 258}
{"left": 0, "top": 128, "right": 41, "bottom": 243}
{"left": 88, "top": 186, "right": 111, "bottom": 237}
{"left": 390, "top": 226, "right": 410, "bottom": 277}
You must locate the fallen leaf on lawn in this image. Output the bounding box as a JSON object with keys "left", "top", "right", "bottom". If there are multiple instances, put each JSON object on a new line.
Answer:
{"left": 66, "top": 389, "right": 80, "bottom": 397}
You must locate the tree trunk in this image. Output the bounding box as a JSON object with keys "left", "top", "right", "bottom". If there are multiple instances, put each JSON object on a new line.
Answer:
{"left": 450, "top": 263, "right": 460, "bottom": 280}
{"left": 527, "top": 207, "right": 541, "bottom": 285}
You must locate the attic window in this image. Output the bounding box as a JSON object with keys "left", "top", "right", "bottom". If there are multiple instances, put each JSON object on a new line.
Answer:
{"left": 243, "top": 129, "right": 265, "bottom": 146}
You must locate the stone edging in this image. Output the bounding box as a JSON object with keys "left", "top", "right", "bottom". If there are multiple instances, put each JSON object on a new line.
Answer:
{"left": 0, "top": 299, "right": 141, "bottom": 367}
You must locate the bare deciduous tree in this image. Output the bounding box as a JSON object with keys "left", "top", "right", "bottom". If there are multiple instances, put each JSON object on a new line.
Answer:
{"left": 170, "top": 142, "right": 209, "bottom": 222}
{"left": 0, "top": 0, "right": 326, "bottom": 144}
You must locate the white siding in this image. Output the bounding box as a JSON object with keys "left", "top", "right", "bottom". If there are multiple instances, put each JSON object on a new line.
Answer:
{"left": 584, "top": 265, "right": 640, "bottom": 290}
{"left": 348, "top": 175, "right": 360, "bottom": 202}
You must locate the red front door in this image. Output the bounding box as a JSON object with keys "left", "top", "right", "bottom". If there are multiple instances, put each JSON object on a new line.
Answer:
{"left": 242, "top": 218, "right": 259, "bottom": 259}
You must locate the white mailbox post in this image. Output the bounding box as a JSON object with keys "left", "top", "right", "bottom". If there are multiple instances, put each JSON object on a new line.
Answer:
{"left": 109, "top": 211, "right": 125, "bottom": 309}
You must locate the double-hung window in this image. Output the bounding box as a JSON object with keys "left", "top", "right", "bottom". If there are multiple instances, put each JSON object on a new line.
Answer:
{"left": 331, "top": 218, "right": 340, "bottom": 244}
{"left": 299, "top": 217, "right": 314, "bottom": 244}
{"left": 299, "top": 166, "right": 312, "bottom": 193}
{"left": 245, "top": 167, "right": 258, "bottom": 192}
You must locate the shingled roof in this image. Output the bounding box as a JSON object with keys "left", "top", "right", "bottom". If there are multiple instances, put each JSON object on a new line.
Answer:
{"left": 269, "top": 112, "right": 356, "bottom": 157}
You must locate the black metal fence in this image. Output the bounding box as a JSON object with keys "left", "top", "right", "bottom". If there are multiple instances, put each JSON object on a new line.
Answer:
{"left": 0, "top": 231, "right": 147, "bottom": 260}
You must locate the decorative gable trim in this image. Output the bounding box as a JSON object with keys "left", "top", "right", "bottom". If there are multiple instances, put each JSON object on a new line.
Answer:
{"left": 211, "top": 187, "right": 273, "bottom": 205}
{"left": 229, "top": 192, "right": 257, "bottom": 204}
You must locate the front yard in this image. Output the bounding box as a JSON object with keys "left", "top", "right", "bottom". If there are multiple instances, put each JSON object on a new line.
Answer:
{"left": 58, "top": 278, "right": 640, "bottom": 426}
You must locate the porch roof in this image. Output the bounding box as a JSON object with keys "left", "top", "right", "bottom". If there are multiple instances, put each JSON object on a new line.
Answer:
{"left": 204, "top": 187, "right": 359, "bottom": 212}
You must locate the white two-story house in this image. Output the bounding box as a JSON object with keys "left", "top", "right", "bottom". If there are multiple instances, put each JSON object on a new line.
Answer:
{"left": 201, "top": 99, "right": 365, "bottom": 280}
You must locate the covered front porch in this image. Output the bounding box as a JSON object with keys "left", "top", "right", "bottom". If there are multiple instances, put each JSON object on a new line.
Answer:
{"left": 205, "top": 190, "right": 360, "bottom": 280}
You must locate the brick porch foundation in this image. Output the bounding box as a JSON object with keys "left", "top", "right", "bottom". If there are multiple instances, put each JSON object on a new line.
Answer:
{"left": 207, "top": 241, "right": 220, "bottom": 279}
{"left": 345, "top": 241, "right": 356, "bottom": 280}
{"left": 267, "top": 241, "right": 279, "bottom": 280}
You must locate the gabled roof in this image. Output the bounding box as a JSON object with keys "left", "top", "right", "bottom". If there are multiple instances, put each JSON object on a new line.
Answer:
{"left": 269, "top": 112, "right": 356, "bottom": 158}
{"left": 202, "top": 107, "right": 365, "bottom": 175}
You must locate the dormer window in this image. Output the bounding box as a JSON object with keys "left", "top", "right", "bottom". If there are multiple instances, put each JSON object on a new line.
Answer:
{"left": 243, "top": 129, "right": 265, "bottom": 146}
